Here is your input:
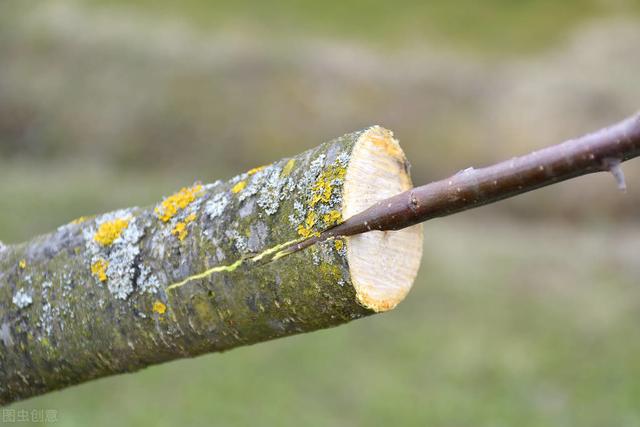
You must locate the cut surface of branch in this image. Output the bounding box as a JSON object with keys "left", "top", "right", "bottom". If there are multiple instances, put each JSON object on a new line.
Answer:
{"left": 344, "top": 127, "right": 422, "bottom": 311}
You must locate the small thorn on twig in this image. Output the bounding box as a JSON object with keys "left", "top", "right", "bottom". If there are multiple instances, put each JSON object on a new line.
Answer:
{"left": 604, "top": 158, "right": 627, "bottom": 192}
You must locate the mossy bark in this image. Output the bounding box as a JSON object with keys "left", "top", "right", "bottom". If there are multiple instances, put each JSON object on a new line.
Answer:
{"left": 0, "top": 131, "right": 375, "bottom": 404}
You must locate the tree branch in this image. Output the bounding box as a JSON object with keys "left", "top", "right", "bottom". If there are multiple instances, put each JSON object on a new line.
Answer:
{"left": 289, "top": 112, "right": 640, "bottom": 252}
{"left": 2, "top": 112, "right": 638, "bottom": 403}
{"left": 0, "top": 126, "right": 422, "bottom": 404}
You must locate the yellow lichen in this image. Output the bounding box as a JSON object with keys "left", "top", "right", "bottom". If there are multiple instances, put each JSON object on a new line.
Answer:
{"left": 295, "top": 164, "right": 346, "bottom": 238}
{"left": 155, "top": 184, "right": 203, "bottom": 222}
{"left": 91, "top": 259, "right": 109, "bottom": 282}
{"left": 334, "top": 239, "right": 344, "bottom": 251}
{"left": 171, "top": 213, "right": 197, "bottom": 241}
{"left": 71, "top": 216, "right": 88, "bottom": 225}
{"left": 322, "top": 210, "right": 342, "bottom": 226}
{"left": 231, "top": 181, "right": 247, "bottom": 194}
{"left": 297, "top": 211, "right": 319, "bottom": 238}
{"left": 18, "top": 259, "right": 26, "bottom": 269}
{"left": 153, "top": 301, "right": 167, "bottom": 315}
{"left": 94, "top": 218, "right": 130, "bottom": 246}
{"left": 319, "top": 262, "right": 342, "bottom": 281}
{"left": 281, "top": 158, "right": 296, "bottom": 177}
{"left": 247, "top": 166, "right": 266, "bottom": 175}
{"left": 310, "top": 166, "right": 346, "bottom": 208}
{"left": 171, "top": 222, "right": 188, "bottom": 241}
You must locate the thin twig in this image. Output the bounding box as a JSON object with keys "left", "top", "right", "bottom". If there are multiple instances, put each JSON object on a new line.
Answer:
{"left": 288, "top": 112, "right": 640, "bottom": 253}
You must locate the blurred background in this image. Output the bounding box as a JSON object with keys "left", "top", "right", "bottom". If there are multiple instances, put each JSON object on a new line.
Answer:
{"left": 2, "top": 0, "right": 640, "bottom": 425}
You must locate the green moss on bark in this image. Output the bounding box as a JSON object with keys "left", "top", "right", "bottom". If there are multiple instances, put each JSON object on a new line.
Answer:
{"left": 0, "top": 129, "right": 374, "bottom": 404}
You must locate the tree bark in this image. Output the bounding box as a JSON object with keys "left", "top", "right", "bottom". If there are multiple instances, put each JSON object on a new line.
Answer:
{"left": 0, "top": 126, "right": 422, "bottom": 404}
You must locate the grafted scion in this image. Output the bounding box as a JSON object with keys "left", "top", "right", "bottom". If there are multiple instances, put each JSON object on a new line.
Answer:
{"left": 288, "top": 112, "right": 640, "bottom": 253}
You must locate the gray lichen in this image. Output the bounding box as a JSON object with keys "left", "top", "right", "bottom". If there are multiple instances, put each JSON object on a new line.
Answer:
{"left": 38, "top": 302, "right": 54, "bottom": 336}
{"left": 256, "top": 165, "right": 289, "bottom": 216}
{"left": 288, "top": 200, "right": 306, "bottom": 227}
{"left": 225, "top": 227, "right": 248, "bottom": 254}
{"left": 106, "top": 217, "right": 144, "bottom": 299}
{"left": 137, "top": 264, "right": 161, "bottom": 295}
{"left": 205, "top": 192, "right": 230, "bottom": 219}
{"left": 83, "top": 208, "right": 145, "bottom": 300}
{"left": 297, "top": 153, "right": 325, "bottom": 193}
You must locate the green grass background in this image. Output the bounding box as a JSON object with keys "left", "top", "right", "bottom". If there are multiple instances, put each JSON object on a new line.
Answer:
{"left": 87, "top": 0, "right": 638, "bottom": 54}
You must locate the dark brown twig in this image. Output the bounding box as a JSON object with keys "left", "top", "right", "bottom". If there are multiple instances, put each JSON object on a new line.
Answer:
{"left": 288, "top": 112, "right": 640, "bottom": 253}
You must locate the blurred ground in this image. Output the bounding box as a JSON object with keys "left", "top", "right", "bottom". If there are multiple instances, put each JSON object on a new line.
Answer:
{"left": 9, "top": 217, "right": 640, "bottom": 426}
{"left": 2, "top": 0, "right": 640, "bottom": 425}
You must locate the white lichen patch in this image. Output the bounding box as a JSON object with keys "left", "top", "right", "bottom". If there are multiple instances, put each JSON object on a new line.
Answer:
{"left": 311, "top": 247, "right": 322, "bottom": 266}
{"left": 297, "top": 153, "right": 325, "bottom": 193}
{"left": 318, "top": 240, "right": 339, "bottom": 264}
{"left": 105, "top": 217, "right": 144, "bottom": 299}
{"left": 205, "top": 180, "right": 222, "bottom": 191}
{"left": 225, "top": 227, "right": 248, "bottom": 254}
{"left": 84, "top": 208, "right": 145, "bottom": 300}
{"left": 104, "top": 249, "right": 138, "bottom": 299}
{"left": 229, "top": 172, "right": 249, "bottom": 186}
{"left": 12, "top": 288, "right": 33, "bottom": 309}
{"left": 137, "top": 264, "right": 161, "bottom": 294}
{"left": 256, "top": 164, "right": 293, "bottom": 216}
{"left": 232, "top": 161, "right": 297, "bottom": 217}
{"left": 37, "top": 279, "right": 58, "bottom": 336}
{"left": 38, "top": 302, "right": 54, "bottom": 336}
{"left": 205, "top": 192, "right": 230, "bottom": 219}
{"left": 237, "top": 169, "right": 264, "bottom": 203}
{"left": 335, "top": 151, "right": 350, "bottom": 168}
{"left": 60, "top": 272, "right": 77, "bottom": 323}
{"left": 288, "top": 200, "right": 306, "bottom": 227}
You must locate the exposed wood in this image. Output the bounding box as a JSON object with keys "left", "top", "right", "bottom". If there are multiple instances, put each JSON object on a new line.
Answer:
{"left": 343, "top": 127, "right": 422, "bottom": 312}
